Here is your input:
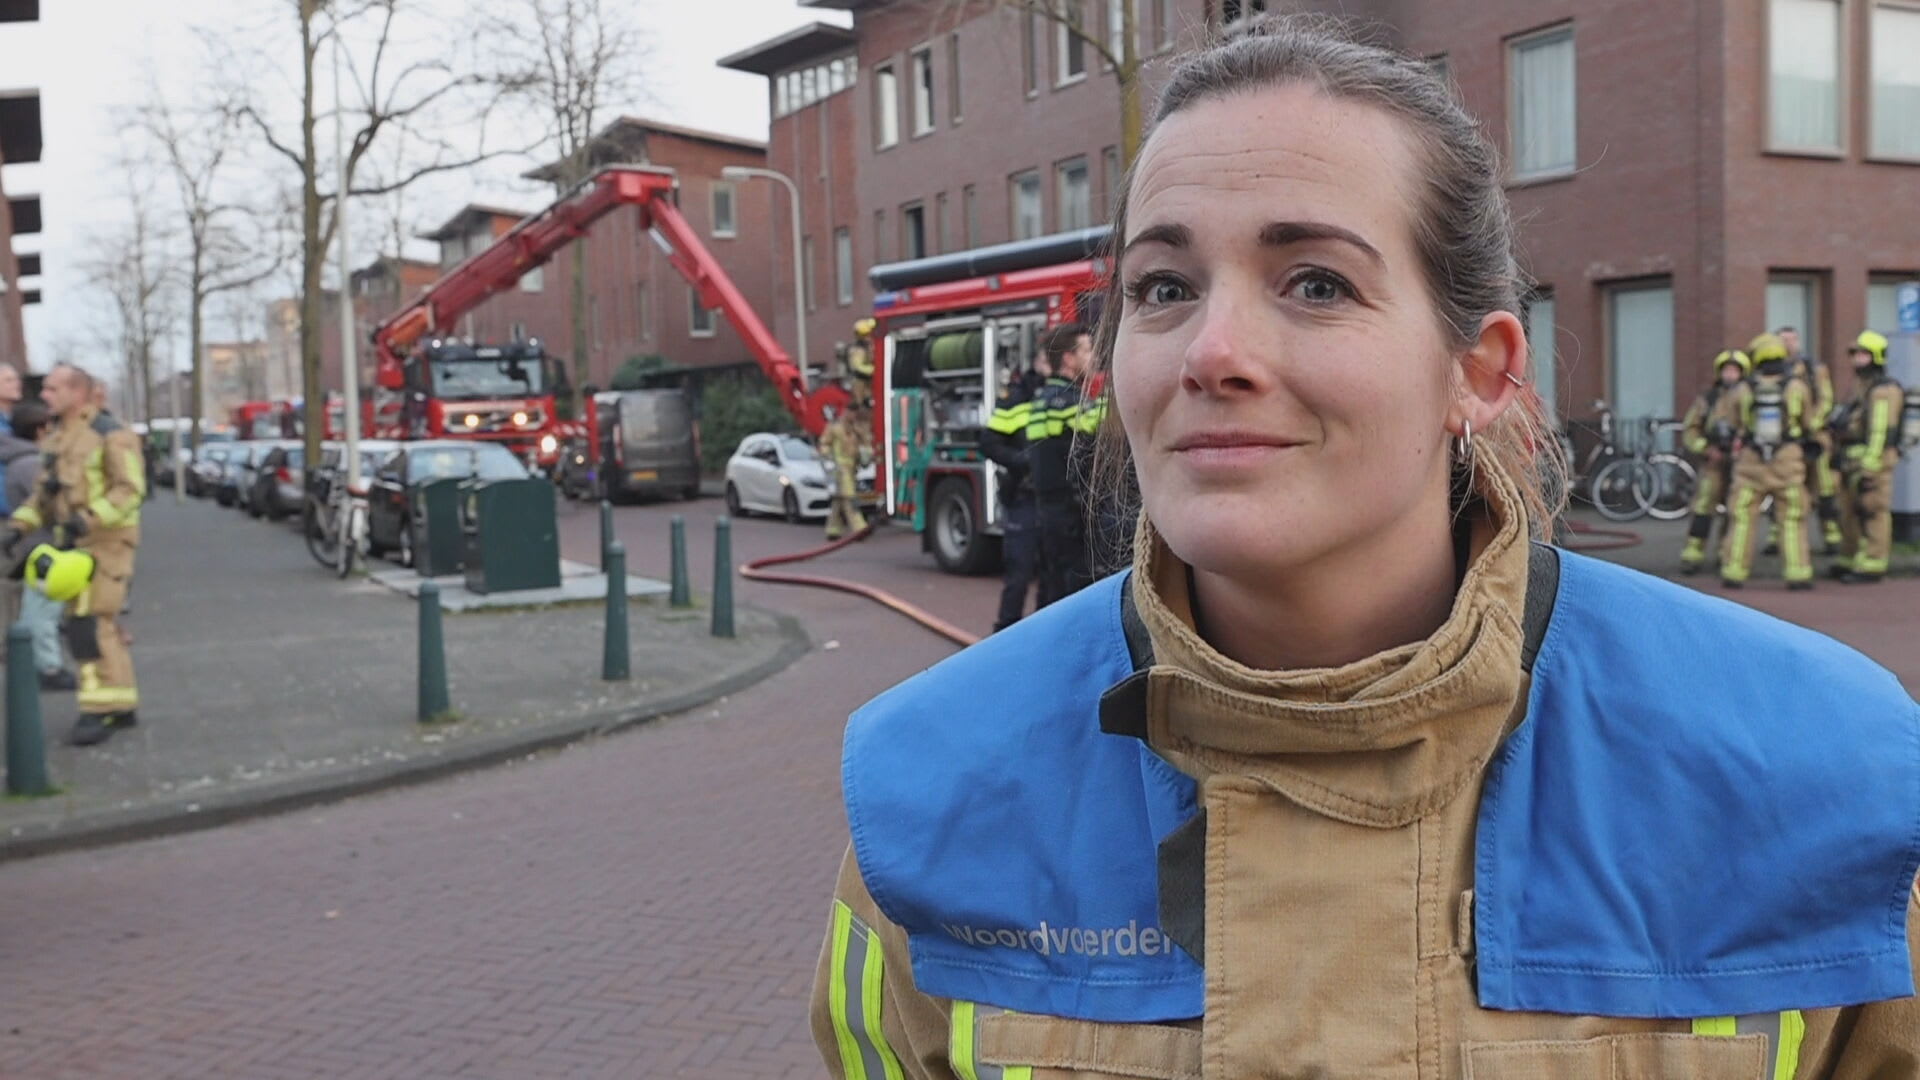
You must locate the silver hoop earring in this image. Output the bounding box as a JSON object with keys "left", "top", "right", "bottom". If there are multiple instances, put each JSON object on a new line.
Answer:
{"left": 1504, "top": 371, "right": 1525, "bottom": 387}
{"left": 1454, "top": 419, "right": 1475, "bottom": 465}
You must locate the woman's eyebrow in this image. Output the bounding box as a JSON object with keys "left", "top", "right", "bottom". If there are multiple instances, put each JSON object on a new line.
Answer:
{"left": 1120, "top": 223, "right": 1191, "bottom": 259}
{"left": 1259, "top": 221, "right": 1384, "bottom": 266}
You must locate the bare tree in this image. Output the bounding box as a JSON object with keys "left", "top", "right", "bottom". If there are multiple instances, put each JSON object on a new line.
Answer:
{"left": 925, "top": 0, "right": 1149, "bottom": 164}
{"left": 80, "top": 177, "right": 179, "bottom": 425}
{"left": 485, "top": 0, "right": 650, "bottom": 408}
{"left": 220, "top": 0, "right": 522, "bottom": 462}
{"left": 138, "top": 85, "right": 287, "bottom": 451}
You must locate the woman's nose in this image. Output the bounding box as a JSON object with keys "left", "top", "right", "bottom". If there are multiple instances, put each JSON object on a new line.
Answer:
{"left": 1180, "top": 291, "right": 1276, "bottom": 398}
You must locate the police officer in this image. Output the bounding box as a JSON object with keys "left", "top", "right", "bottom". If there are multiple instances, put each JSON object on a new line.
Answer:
{"left": 1715, "top": 333, "right": 1814, "bottom": 590}
{"left": 1677, "top": 349, "right": 1747, "bottom": 575}
{"left": 2, "top": 364, "right": 146, "bottom": 745}
{"left": 1027, "top": 323, "right": 1095, "bottom": 605}
{"left": 982, "top": 365, "right": 1044, "bottom": 631}
{"left": 1829, "top": 331, "right": 1907, "bottom": 584}
{"left": 821, "top": 401, "right": 870, "bottom": 542}
{"left": 845, "top": 319, "right": 878, "bottom": 411}
{"left": 1779, "top": 326, "right": 1843, "bottom": 552}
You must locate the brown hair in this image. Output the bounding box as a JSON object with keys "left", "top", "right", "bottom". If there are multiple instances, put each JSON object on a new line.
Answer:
{"left": 1087, "top": 13, "right": 1565, "bottom": 569}
{"left": 1042, "top": 322, "right": 1091, "bottom": 374}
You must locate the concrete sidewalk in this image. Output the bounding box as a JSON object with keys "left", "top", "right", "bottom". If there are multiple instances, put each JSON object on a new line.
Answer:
{"left": 0, "top": 496, "right": 806, "bottom": 860}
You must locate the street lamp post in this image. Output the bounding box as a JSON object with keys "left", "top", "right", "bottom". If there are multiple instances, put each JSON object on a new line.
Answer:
{"left": 720, "top": 166, "right": 808, "bottom": 389}
{"left": 332, "top": 28, "right": 364, "bottom": 492}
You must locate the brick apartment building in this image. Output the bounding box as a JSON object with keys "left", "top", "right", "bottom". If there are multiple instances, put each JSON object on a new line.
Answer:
{"left": 412, "top": 117, "right": 783, "bottom": 395}
{"left": 0, "top": 0, "right": 42, "bottom": 373}
{"left": 723, "top": 0, "right": 1920, "bottom": 423}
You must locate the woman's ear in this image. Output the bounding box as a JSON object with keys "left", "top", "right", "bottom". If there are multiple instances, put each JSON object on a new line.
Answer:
{"left": 1450, "top": 310, "right": 1528, "bottom": 436}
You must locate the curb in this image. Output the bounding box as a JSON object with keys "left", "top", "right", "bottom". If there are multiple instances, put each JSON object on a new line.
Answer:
{"left": 0, "top": 609, "right": 811, "bottom": 864}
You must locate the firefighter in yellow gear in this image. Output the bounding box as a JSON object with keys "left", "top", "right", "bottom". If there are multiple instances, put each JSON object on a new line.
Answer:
{"left": 1829, "top": 330, "right": 1907, "bottom": 584}
{"left": 2, "top": 365, "right": 147, "bottom": 745}
{"left": 844, "top": 318, "right": 878, "bottom": 411}
{"left": 1714, "top": 333, "right": 1813, "bottom": 589}
{"left": 1779, "top": 327, "right": 1843, "bottom": 551}
{"left": 821, "top": 403, "right": 870, "bottom": 542}
{"left": 1677, "top": 349, "right": 1747, "bottom": 575}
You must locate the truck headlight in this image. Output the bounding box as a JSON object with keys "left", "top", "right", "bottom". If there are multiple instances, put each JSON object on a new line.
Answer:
{"left": 513, "top": 411, "right": 531, "bottom": 427}
{"left": 463, "top": 414, "right": 481, "bottom": 429}
{"left": 539, "top": 434, "right": 558, "bottom": 455}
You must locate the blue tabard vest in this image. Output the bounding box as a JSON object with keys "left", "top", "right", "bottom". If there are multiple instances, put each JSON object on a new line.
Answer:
{"left": 843, "top": 547, "right": 1920, "bottom": 1022}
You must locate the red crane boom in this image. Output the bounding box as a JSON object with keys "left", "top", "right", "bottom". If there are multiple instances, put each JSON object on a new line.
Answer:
{"left": 372, "top": 165, "right": 847, "bottom": 435}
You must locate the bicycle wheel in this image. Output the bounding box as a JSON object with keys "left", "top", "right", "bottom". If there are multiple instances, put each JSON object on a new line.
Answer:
{"left": 304, "top": 497, "right": 340, "bottom": 571}
{"left": 333, "top": 502, "right": 360, "bottom": 580}
{"left": 1590, "top": 458, "right": 1653, "bottom": 522}
{"left": 1643, "top": 453, "right": 1697, "bottom": 521}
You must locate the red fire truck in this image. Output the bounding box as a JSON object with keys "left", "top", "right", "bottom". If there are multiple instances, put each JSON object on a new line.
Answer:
{"left": 865, "top": 227, "right": 1111, "bottom": 573}
{"left": 367, "top": 166, "right": 844, "bottom": 473}
{"left": 231, "top": 400, "right": 298, "bottom": 440}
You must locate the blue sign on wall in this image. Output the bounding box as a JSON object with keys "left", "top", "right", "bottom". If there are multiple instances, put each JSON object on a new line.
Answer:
{"left": 1899, "top": 282, "right": 1920, "bottom": 333}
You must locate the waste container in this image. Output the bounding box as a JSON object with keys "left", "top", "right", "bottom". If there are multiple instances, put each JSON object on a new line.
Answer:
{"left": 461, "top": 477, "right": 562, "bottom": 593}
{"left": 412, "top": 478, "right": 466, "bottom": 577}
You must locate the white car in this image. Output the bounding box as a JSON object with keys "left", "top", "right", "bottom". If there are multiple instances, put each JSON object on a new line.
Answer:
{"left": 724, "top": 433, "right": 840, "bottom": 523}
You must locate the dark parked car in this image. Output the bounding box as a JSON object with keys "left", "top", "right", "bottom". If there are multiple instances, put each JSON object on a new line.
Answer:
{"left": 235, "top": 441, "right": 298, "bottom": 517}
{"left": 365, "top": 441, "right": 530, "bottom": 568}
{"left": 187, "top": 444, "right": 234, "bottom": 499}
{"left": 248, "top": 444, "right": 307, "bottom": 521}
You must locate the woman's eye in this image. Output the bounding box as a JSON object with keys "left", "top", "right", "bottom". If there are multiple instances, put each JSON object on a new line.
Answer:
{"left": 1127, "top": 273, "right": 1193, "bottom": 307}
{"left": 1289, "top": 270, "right": 1352, "bottom": 305}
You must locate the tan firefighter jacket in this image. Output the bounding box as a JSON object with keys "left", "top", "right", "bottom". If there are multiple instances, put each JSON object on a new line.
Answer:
{"left": 10, "top": 405, "right": 146, "bottom": 547}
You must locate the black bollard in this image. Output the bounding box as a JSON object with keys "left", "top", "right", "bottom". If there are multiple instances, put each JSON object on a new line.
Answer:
{"left": 599, "top": 499, "right": 614, "bottom": 569}
{"left": 670, "top": 515, "right": 691, "bottom": 609}
{"left": 603, "top": 542, "right": 631, "bottom": 681}
{"left": 5, "top": 623, "right": 52, "bottom": 796}
{"left": 712, "top": 516, "right": 735, "bottom": 639}
{"left": 418, "top": 582, "right": 452, "bottom": 723}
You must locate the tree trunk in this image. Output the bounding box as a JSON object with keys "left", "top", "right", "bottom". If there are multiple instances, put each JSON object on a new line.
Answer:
{"left": 299, "top": 0, "right": 324, "bottom": 466}
{"left": 189, "top": 252, "right": 205, "bottom": 451}
{"left": 1118, "top": 66, "right": 1143, "bottom": 167}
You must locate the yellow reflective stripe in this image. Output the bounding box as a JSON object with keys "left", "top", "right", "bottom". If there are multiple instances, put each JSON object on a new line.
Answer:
{"left": 12, "top": 506, "right": 41, "bottom": 529}
{"left": 77, "top": 685, "right": 138, "bottom": 707}
{"left": 1692, "top": 1012, "right": 1803, "bottom": 1080}
{"left": 124, "top": 448, "right": 148, "bottom": 498}
{"left": 950, "top": 1002, "right": 1031, "bottom": 1080}
{"left": 1863, "top": 397, "right": 1892, "bottom": 470}
{"left": 987, "top": 406, "right": 1032, "bottom": 435}
{"left": 828, "top": 900, "right": 904, "bottom": 1080}
{"left": 89, "top": 496, "right": 123, "bottom": 528}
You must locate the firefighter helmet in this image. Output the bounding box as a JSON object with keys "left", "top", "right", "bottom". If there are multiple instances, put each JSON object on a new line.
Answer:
{"left": 853, "top": 317, "right": 877, "bottom": 338}
{"left": 1746, "top": 333, "right": 1790, "bottom": 365}
{"left": 1715, "top": 349, "right": 1752, "bottom": 376}
{"left": 1849, "top": 330, "right": 1890, "bottom": 366}
{"left": 24, "top": 544, "right": 93, "bottom": 603}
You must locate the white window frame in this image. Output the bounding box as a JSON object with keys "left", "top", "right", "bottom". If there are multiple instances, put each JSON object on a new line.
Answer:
{"left": 948, "top": 34, "right": 963, "bottom": 124}
{"left": 711, "top": 181, "right": 737, "bottom": 239}
{"left": 1011, "top": 169, "right": 1044, "bottom": 240}
{"left": 1869, "top": 1, "right": 1920, "bottom": 161}
{"left": 835, "top": 227, "right": 854, "bottom": 306}
{"left": 1106, "top": 0, "right": 1129, "bottom": 65}
{"left": 1023, "top": 10, "right": 1039, "bottom": 97}
{"left": 901, "top": 202, "right": 928, "bottom": 261}
{"left": 1056, "top": 1, "right": 1088, "bottom": 86}
{"left": 1767, "top": 0, "right": 1847, "bottom": 156}
{"left": 874, "top": 62, "right": 900, "bottom": 149}
{"left": 1605, "top": 278, "right": 1676, "bottom": 425}
{"left": 1151, "top": 0, "right": 1174, "bottom": 52}
{"left": 1507, "top": 23, "right": 1577, "bottom": 181}
{"left": 910, "top": 45, "right": 936, "bottom": 137}
{"left": 689, "top": 289, "right": 716, "bottom": 338}
{"left": 1056, "top": 156, "right": 1091, "bottom": 231}
{"left": 1765, "top": 271, "right": 1824, "bottom": 359}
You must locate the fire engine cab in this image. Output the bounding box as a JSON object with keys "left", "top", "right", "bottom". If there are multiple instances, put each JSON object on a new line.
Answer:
{"left": 377, "top": 338, "right": 565, "bottom": 466}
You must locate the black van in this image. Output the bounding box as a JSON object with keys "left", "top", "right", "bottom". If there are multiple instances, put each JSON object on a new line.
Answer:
{"left": 585, "top": 390, "right": 701, "bottom": 503}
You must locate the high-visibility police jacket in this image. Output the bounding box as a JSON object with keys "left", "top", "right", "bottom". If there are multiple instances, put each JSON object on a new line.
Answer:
{"left": 9, "top": 406, "right": 146, "bottom": 546}
{"left": 811, "top": 469, "right": 1920, "bottom": 1079}
{"left": 1023, "top": 376, "right": 1100, "bottom": 498}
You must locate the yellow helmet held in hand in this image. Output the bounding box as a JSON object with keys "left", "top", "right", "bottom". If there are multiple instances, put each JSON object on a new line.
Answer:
{"left": 1746, "top": 333, "right": 1789, "bottom": 365}
{"left": 853, "top": 317, "right": 877, "bottom": 338}
{"left": 1715, "top": 349, "right": 1752, "bottom": 376}
{"left": 1850, "top": 330, "right": 1889, "bottom": 366}
{"left": 24, "top": 544, "right": 93, "bottom": 603}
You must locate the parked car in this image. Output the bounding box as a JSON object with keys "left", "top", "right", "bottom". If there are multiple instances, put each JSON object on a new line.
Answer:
{"left": 161, "top": 429, "right": 233, "bottom": 490}
{"left": 586, "top": 389, "right": 701, "bottom": 503}
{"left": 724, "top": 433, "right": 838, "bottom": 523}
{"left": 301, "top": 439, "right": 402, "bottom": 541}
{"left": 248, "top": 444, "right": 306, "bottom": 521}
{"left": 365, "top": 441, "right": 530, "bottom": 567}
{"left": 187, "top": 444, "right": 235, "bottom": 499}
{"left": 236, "top": 441, "right": 299, "bottom": 517}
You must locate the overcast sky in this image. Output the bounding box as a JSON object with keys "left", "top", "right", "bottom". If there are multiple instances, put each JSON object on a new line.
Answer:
{"left": 1, "top": 0, "right": 849, "bottom": 380}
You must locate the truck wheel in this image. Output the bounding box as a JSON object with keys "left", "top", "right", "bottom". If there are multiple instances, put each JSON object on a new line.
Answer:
{"left": 929, "top": 478, "right": 1000, "bottom": 575}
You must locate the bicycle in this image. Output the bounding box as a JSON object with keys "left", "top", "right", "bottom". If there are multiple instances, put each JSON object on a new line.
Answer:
{"left": 304, "top": 473, "right": 369, "bottom": 579}
{"left": 1590, "top": 418, "right": 1698, "bottom": 523}
{"left": 1566, "top": 401, "right": 1644, "bottom": 521}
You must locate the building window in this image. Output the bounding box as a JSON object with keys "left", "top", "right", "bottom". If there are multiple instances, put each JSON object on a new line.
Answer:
{"left": 1607, "top": 280, "right": 1675, "bottom": 423}
{"left": 835, "top": 227, "right": 854, "bottom": 306}
{"left": 1508, "top": 25, "right": 1576, "bottom": 179}
{"left": 1057, "top": 157, "right": 1091, "bottom": 231}
{"left": 1221, "top": 0, "right": 1265, "bottom": 26}
{"left": 875, "top": 63, "right": 900, "bottom": 148}
{"left": 1765, "top": 272, "right": 1823, "bottom": 358}
{"left": 689, "top": 289, "right": 716, "bottom": 338}
{"left": 1525, "top": 289, "right": 1557, "bottom": 420}
{"left": 963, "top": 184, "right": 979, "bottom": 248}
{"left": 1770, "top": 0, "right": 1842, "bottom": 152}
{"left": 1011, "top": 170, "right": 1044, "bottom": 240}
{"left": 1057, "top": 1, "right": 1088, "bottom": 84}
{"left": 1107, "top": 0, "right": 1128, "bottom": 62}
{"left": 711, "top": 181, "right": 737, "bottom": 238}
{"left": 948, "top": 34, "right": 963, "bottom": 123}
{"left": 521, "top": 264, "right": 544, "bottom": 293}
{"left": 1868, "top": 273, "right": 1918, "bottom": 333}
{"left": 803, "top": 235, "right": 817, "bottom": 312}
{"left": 829, "top": 57, "right": 848, "bottom": 94}
{"left": 1871, "top": 3, "right": 1920, "bottom": 158}
{"left": 1023, "top": 10, "right": 1038, "bottom": 95}
{"left": 1151, "top": 0, "right": 1173, "bottom": 51}
{"left": 902, "top": 203, "right": 928, "bottom": 261}
{"left": 1102, "top": 145, "right": 1122, "bottom": 216}
{"left": 935, "top": 191, "right": 949, "bottom": 254}
{"left": 874, "top": 209, "right": 888, "bottom": 264}
{"left": 911, "top": 47, "right": 936, "bottom": 136}
{"left": 774, "top": 77, "right": 789, "bottom": 117}
{"left": 510, "top": 321, "right": 527, "bottom": 343}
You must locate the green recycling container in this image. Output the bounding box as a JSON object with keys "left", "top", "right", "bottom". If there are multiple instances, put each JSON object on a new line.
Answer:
{"left": 461, "top": 477, "right": 562, "bottom": 594}
{"left": 412, "top": 478, "right": 467, "bottom": 577}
